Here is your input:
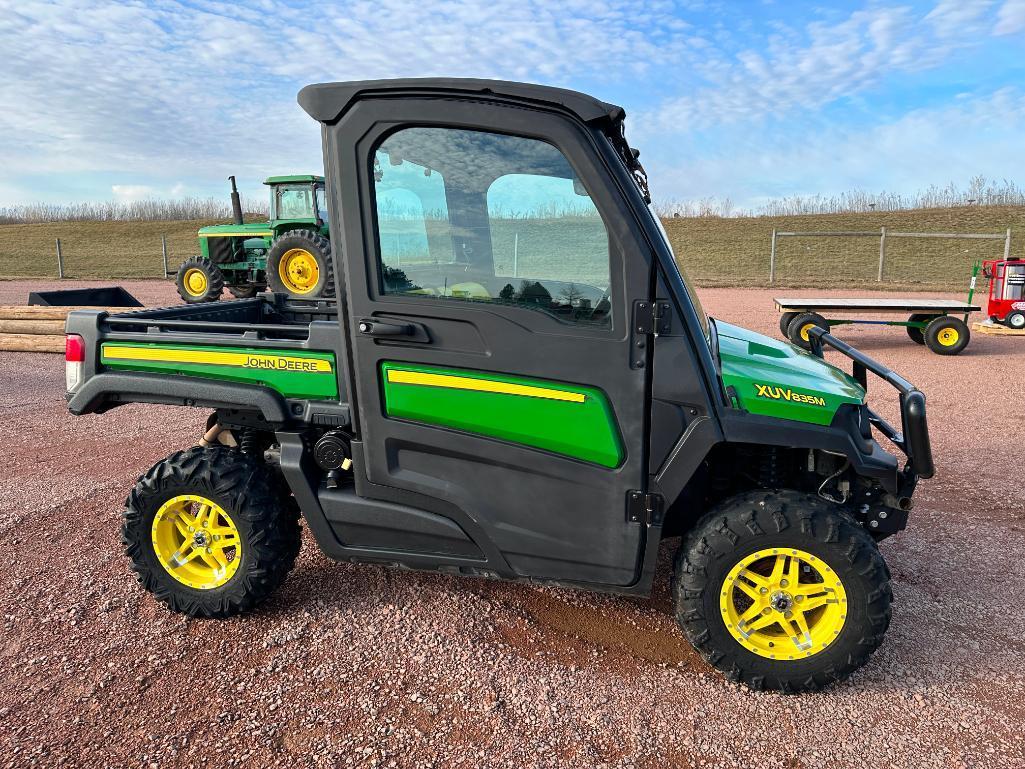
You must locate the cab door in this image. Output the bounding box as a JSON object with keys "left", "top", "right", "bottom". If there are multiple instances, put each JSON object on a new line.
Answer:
{"left": 329, "top": 98, "right": 654, "bottom": 586}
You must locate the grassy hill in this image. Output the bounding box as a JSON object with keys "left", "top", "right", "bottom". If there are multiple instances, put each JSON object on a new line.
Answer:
{"left": 2, "top": 205, "right": 1023, "bottom": 290}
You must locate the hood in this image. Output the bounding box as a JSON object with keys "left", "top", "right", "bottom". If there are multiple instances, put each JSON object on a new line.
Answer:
{"left": 714, "top": 320, "right": 865, "bottom": 426}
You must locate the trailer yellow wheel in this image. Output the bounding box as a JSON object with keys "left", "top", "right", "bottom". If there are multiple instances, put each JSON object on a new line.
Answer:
{"left": 278, "top": 248, "right": 320, "bottom": 294}
{"left": 924, "top": 315, "right": 970, "bottom": 355}
{"left": 719, "top": 548, "right": 847, "bottom": 660}
{"left": 151, "top": 494, "right": 242, "bottom": 590}
{"left": 786, "top": 312, "right": 828, "bottom": 350}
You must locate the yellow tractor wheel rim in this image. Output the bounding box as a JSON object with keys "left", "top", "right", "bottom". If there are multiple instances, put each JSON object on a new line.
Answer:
{"left": 937, "top": 327, "right": 960, "bottom": 346}
{"left": 279, "top": 248, "right": 320, "bottom": 294}
{"left": 799, "top": 323, "right": 817, "bottom": 342}
{"left": 720, "top": 547, "right": 847, "bottom": 660}
{"left": 151, "top": 494, "right": 242, "bottom": 590}
{"left": 184, "top": 268, "right": 208, "bottom": 296}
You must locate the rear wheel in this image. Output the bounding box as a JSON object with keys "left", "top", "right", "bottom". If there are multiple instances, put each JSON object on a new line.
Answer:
{"left": 786, "top": 312, "right": 828, "bottom": 350}
{"left": 779, "top": 312, "right": 798, "bottom": 337}
{"left": 175, "top": 256, "right": 224, "bottom": 303}
{"left": 266, "top": 230, "right": 335, "bottom": 299}
{"left": 228, "top": 285, "right": 259, "bottom": 299}
{"left": 924, "top": 315, "right": 970, "bottom": 355}
{"left": 122, "top": 446, "right": 301, "bottom": 617}
{"left": 1005, "top": 311, "right": 1025, "bottom": 330}
{"left": 906, "top": 313, "right": 932, "bottom": 345}
{"left": 672, "top": 490, "right": 891, "bottom": 692}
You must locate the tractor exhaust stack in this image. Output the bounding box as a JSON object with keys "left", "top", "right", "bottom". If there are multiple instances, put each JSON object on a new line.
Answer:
{"left": 228, "top": 175, "right": 244, "bottom": 226}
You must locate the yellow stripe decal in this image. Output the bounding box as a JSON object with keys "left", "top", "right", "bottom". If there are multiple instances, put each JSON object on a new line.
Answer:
{"left": 103, "top": 346, "right": 332, "bottom": 373}
{"left": 198, "top": 231, "right": 273, "bottom": 237}
{"left": 386, "top": 369, "right": 585, "bottom": 403}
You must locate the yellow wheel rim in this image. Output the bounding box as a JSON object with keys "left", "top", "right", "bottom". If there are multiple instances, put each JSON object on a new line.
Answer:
{"left": 278, "top": 248, "right": 320, "bottom": 294}
{"left": 720, "top": 547, "right": 847, "bottom": 660}
{"left": 799, "top": 323, "right": 816, "bottom": 342}
{"left": 184, "top": 268, "right": 208, "bottom": 296}
{"left": 937, "top": 327, "right": 960, "bottom": 346}
{"left": 151, "top": 494, "right": 242, "bottom": 590}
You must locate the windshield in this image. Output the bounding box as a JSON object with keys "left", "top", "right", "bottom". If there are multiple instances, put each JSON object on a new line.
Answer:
{"left": 646, "top": 204, "right": 709, "bottom": 338}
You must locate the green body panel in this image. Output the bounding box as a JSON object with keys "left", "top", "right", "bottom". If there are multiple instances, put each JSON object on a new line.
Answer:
{"left": 716, "top": 321, "right": 864, "bottom": 426}
{"left": 380, "top": 362, "right": 624, "bottom": 468}
{"left": 99, "top": 343, "right": 339, "bottom": 400}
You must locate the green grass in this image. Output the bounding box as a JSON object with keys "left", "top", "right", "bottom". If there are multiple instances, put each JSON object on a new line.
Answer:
{"left": 2, "top": 205, "right": 1022, "bottom": 290}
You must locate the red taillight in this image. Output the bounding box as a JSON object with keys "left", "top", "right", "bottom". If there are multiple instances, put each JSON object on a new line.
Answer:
{"left": 65, "top": 334, "right": 85, "bottom": 362}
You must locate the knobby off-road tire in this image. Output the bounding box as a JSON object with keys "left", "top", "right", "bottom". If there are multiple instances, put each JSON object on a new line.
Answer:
{"left": 266, "top": 229, "right": 335, "bottom": 299}
{"left": 122, "top": 446, "right": 301, "bottom": 617}
{"left": 672, "top": 489, "right": 891, "bottom": 692}
{"left": 228, "top": 285, "right": 259, "bottom": 299}
{"left": 175, "top": 256, "right": 224, "bottom": 303}
{"left": 786, "top": 312, "right": 828, "bottom": 350}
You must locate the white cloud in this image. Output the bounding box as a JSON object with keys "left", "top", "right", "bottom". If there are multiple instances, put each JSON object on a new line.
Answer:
{"left": 645, "top": 88, "right": 1025, "bottom": 208}
{"left": 994, "top": 0, "right": 1025, "bottom": 33}
{"left": 639, "top": 2, "right": 1001, "bottom": 135}
{"left": 111, "top": 185, "right": 157, "bottom": 202}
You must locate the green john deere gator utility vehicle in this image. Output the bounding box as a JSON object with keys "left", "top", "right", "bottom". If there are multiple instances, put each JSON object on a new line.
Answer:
{"left": 66, "top": 78, "right": 933, "bottom": 692}
{"left": 175, "top": 174, "right": 334, "bottom": 303}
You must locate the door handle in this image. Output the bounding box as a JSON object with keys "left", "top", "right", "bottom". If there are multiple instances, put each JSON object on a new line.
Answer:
{"left": 357, "top": 319, "right": 414, "bottom": 337}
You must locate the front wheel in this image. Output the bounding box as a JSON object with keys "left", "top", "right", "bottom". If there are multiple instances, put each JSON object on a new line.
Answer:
{"left": 786, "top": 312, "right": 828, "bottom": 350}
{"left": 122, "top": 446, "right": 301, "bottom": 617}
{"left": 672, "top": 490, "right": 891, "bottom": 692}
{"left": 1005, "top": 311, "right": 1025, "bottom": 330}
{"left": 924, "top": 315, "right": 970, "bottom": 355}
{"left": 906, "top": 313, "right": 931, "bottom": 345}
{"left": 175, "top": 256, "right": 224, "bottom": 303}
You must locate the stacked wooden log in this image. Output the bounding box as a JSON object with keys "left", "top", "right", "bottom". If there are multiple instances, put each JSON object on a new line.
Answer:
{"left": 972, "top": 320, "right": 1025, "bottom": 336}
{"left": 0, "top": 306, "right": 134, "bottom": 353}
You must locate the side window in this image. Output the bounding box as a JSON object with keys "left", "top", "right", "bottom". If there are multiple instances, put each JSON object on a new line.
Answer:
{"left": 372, "top": 127, "right": 612, "bottom": 327}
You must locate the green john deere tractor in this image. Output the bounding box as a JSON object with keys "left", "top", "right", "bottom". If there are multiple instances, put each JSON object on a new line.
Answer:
{"left": 175, "top": 175, "right": 335, "bottom": 303}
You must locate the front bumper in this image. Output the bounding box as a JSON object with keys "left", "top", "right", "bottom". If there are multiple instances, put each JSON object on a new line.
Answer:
{"left": 807, "top": 327, "right": 934, "bottom": 491}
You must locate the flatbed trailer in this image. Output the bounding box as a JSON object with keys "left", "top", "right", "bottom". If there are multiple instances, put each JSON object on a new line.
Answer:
{"left": 775, "top": 296, "right": 980, "bottom": 355}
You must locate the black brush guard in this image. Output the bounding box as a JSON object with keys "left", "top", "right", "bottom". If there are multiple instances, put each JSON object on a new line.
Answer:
{"left": 807, "top": 327, "right": 934, "bottom": 481}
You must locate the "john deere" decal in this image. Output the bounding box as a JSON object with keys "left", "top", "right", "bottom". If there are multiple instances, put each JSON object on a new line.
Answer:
{"left": 754, "top": 383, "right": 826, "bottom": 407}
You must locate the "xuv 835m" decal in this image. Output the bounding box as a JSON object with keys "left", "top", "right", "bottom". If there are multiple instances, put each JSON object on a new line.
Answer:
{"left": 754, "top": 383, "right": 826, "bottom": 407}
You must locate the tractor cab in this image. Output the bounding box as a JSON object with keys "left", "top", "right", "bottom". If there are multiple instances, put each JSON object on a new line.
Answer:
{"left": 266, "top": 175, "right": 329, "bottom": 234}
{"left": 982, "top": 258, "right": 1025, "bottom": 329}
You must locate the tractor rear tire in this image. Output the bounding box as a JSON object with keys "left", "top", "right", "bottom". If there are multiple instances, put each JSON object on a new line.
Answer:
{"left": 266, "top": 230, "right": 335, "bottom": 299}
{"left": 779, "top": 312, "right": 798, "bottom": 337}
{"left": 228, "top": 285, "right": 259, "bottom": 299}
{"left": 786, "top": 312, "right": 828, "bottom": 350}
{"left": 122, "top": 446, "right": 301, "bottom": 618}
{"left": 906, "top": 314, "right": 931, "bottom": 345}
{"left": 1005, "top": 311, "right": 1025, "bottom": 330}
{"left": 175, "top": 256, "right": 224, "bottom": 303}
{"left": 924, "top": 315, "right": 970, "bottom": 355}
{"left": 672, "top": 489, "right": 892, "bottom": 693}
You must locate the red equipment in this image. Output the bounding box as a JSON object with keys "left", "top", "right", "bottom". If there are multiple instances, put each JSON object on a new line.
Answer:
{"left": 982, "top": 258, "right": 1025, "bottom": 329}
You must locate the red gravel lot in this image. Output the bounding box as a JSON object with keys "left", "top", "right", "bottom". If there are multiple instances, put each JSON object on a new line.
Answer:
{"left": 1, "top": 279, "right": 1023, "bottom": 768}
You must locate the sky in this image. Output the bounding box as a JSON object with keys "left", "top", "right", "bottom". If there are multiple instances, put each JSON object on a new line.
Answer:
{"left": 1, "top": 0, "right": 1024, "bottom": 210}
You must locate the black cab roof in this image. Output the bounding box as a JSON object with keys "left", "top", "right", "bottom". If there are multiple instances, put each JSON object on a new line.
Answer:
{"left": 297, "top": 78, "right": 623, "bottom": 126}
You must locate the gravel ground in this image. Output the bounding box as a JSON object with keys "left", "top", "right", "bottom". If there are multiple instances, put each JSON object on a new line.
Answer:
{"left": 1, "top": 279, "right": 1024, "bottom": 768}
